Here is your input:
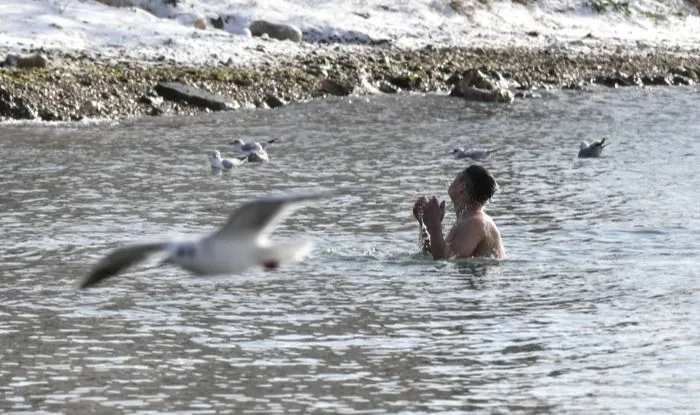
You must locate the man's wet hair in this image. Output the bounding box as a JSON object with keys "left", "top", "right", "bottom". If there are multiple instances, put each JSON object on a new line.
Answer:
{"left": 460, "top": 164, "right": 498, "bottom": 204}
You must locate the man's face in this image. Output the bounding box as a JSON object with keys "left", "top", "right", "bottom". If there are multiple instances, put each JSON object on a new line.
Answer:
{"left": 448, "top": 174, "right": 468, "bottom": 203}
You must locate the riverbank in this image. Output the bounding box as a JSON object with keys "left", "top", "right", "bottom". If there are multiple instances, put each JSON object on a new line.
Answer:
{"left": 2, "top": 43, "right": 700, "bottom": 122}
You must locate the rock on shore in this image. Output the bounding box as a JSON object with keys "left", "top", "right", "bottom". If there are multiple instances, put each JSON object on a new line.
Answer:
{"left": 1, "top": 46, "right": 699, "bottom": 122}
{"left": 248, "top": 20, "right": 303, "bottom": 42}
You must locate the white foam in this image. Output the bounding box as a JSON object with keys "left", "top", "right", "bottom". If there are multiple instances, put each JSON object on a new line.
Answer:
{"left": 0, "top": 0, "right": 698, "bottom": 67}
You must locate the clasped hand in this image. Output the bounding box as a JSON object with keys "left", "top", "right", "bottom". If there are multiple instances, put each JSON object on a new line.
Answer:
{"left": 413, "top": 196, "right": 446, "bottom": 228}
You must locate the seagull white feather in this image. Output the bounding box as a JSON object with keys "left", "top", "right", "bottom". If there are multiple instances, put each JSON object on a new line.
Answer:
{"left": 79, "top": 192, "right": 335, "bottom": 289}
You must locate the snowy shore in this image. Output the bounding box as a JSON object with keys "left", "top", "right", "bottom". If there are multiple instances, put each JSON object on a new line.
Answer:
{"left": 1, "top": 0, "right": 699, "bottom": 121}
{"left": 3, "top": 0, "right": 700, "bottom": 66}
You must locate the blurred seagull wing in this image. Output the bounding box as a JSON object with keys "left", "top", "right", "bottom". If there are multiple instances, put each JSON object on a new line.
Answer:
{"left": 80, "top": 242, "right": 169, "bottom": 289}
{"left": 214, "top": 192, "right": 335, "bottom": 241}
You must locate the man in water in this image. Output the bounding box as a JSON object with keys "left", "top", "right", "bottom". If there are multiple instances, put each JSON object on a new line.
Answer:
{"left": 413, "top": 164, "right": 505, "bottom": 259}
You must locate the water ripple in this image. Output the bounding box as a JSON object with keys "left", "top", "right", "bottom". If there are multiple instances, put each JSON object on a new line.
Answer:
{"left": 1, "top": 87, "right": 699, "bottom": 413}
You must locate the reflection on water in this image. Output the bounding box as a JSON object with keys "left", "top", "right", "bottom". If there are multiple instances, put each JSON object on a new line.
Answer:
{"left": 1, "top": 86, "right": 700, "bottom": 413}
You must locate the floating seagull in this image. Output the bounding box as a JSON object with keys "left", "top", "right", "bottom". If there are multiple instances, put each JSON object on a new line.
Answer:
{"left": 209, "top": 150, "right": 245, "bottom": 170}
{"left": 578, "top": 138, "right": 609, "bottom": 158}
{"left": 243, "top": 144, "right": 269, "bottom": 163}
{"left": 226, "top": 141, "right": 270, "bottom": 163}
{"left": 450, "top": 147, "right": 499, "bottom": 160}
{"left": 229, "top": 138, "right": 277, "bottom": 155}
{"left": 78, "top": 192, "right": 335, "bottom": 289}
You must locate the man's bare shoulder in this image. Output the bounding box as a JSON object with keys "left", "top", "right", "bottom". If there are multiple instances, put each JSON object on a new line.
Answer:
{"left": 472, "top": 212, "right": 501, "bottom": 236}
{"left": 455, "top": 212, "right": 489, "bottom": 230}
{"left": 449, "top": 214, "right": 487, "bottom": 242}
{"left": 479, "top": 212, "right": 506, "bottom": 258}
{"left": 453, "top": 211, "right": 505, "bottom": 259}
{"left": 481, "top": 211, "right": 499, "bottom": 228}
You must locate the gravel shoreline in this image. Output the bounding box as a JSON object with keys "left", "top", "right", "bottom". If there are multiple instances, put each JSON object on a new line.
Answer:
{"left": 2, "top": 44, "right": 700, "bottom": 122}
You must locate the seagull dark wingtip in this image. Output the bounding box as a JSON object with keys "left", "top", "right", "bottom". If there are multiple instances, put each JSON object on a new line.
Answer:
{"left": 78, "top": 268, "right": 111, "bottom": 290}
{"left": 79, "top": 256, "right": 131, "bottom": 289}
{"left": 78, "top": 242, "right": 168, "bottom": 290}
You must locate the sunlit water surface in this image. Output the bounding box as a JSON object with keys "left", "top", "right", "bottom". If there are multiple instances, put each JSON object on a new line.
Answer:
{"left": 1, "top": 86, "right": 699, "bottom": 414}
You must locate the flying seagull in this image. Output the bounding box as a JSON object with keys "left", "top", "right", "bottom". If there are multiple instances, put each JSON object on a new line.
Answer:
{"left": 209, "top": 150, "right": 246, "bottom": 170}
{"left": 450, "top": 147, "right": 499, "bottom": 160}
{"left": 78, "top": 192, "right": 335, "bottom": 289}
{"left": 578, "top": 138, "right": 609, "bottom": 158}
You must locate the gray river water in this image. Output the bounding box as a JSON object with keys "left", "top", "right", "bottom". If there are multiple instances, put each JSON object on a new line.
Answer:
{"left": 1, "top": 86, "right": 699, "bottom": 414}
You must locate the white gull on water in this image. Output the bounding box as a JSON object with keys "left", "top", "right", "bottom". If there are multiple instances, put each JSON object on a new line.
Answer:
{"left": 450, "top": 147, "right": 500, "bottom": 161}
{"left": 578, "top": 138, "right": 609, "bottom": 158}
{"left": 228, "top": 141, "right": 270, "bottom": 163}
{"left": 245, "top": 148, "right": 270, "bottom": 163}
{"left": 230, "top": 138, "right": 278, "bottom": 155}
{"left": 209, "top": 150, "right": 245, "bottom": 170}
{"left": 79, "top": 192, "right": 336, "bottom": 289}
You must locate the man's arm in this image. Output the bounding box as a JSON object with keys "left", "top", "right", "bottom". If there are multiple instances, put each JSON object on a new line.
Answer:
{"left": 425, "top": 221, "right": 450, "bottom": 259}
{"left": 413, "top": 196, "right": 445, "bottom": 255}
{"left": 421, "top": 197, "right": 450, "bottom": 260}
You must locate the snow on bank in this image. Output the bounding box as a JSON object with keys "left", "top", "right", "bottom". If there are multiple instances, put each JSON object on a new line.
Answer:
{"left": 1, "top": 0, "right": 699, "bottom": 66}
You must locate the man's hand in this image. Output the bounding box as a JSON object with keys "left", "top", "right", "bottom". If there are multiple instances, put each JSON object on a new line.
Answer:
{"left": 414, "top": 196, "right": 446, "bottom": 221}
{"left": 413, "top": 196, "right": 429, "bottom": 221}
{"left": 421, "top": 196, "right": 446, "bottom": 228}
